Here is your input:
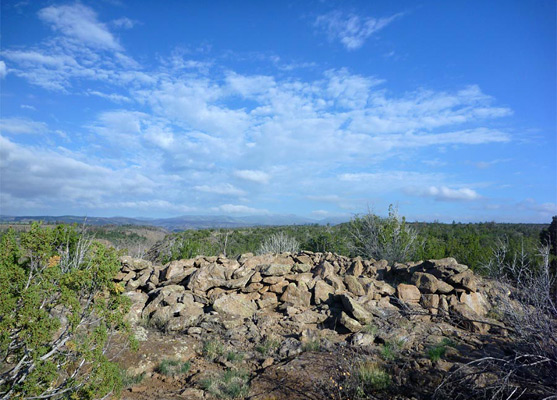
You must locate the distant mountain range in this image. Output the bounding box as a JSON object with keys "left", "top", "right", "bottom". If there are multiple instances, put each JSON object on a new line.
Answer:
{"left": 0, "top": 214, "right": 350, "bottom": 231}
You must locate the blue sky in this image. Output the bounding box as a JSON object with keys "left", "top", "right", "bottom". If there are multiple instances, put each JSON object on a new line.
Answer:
{"left": 0, "top": 0, "right": 555, "bottom": 222}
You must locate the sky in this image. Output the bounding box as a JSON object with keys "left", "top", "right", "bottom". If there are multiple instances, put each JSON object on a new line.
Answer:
{"left": 0, "top": 0, "right": 556, "bottom": 223}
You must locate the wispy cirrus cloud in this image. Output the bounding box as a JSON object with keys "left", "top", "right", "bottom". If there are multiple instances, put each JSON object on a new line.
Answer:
{"left": 315, "top": 11, "right": 403, "bottom": 50}
{"left": 0, "top": 117, "right": 48, "bottom": 134}
{"left": 38, "top": 3, "right": 122, "bottom": 51}
{"left": 233, "top": 170, "right": 270, "bottom": 184}
{"left": 212, "top": 204, "right": 269, "bottom": 215}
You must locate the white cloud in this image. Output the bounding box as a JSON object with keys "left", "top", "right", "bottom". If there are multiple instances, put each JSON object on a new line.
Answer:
{"left": 408, "top": 186, "right": 482, "bottom": 202}
{"left": 0, "top": 61, "right": 7, "bottom": 78}
{"left": 86, "top": 90, "right": 131, "bottom": 103}
{"left": 111, "top": 17, "right": 136, "bottom": 29}
{"left": 0, "top": 136, "right": 156, "bottom": 209}
{"left": 233, "top": 169, "right": 270, "bottom": 184}
{"left": 20, "top": 104, "right": 36, "bottom": 111}
{"left": 517, "top": 199, "right": 557, "bottom": 215}
{"left": 0, "top": 117, "right": 47, "bottom": 134}
{"left": 38, "top": 4, "right": 122, "bottom": 51}
{"left": 212, "top": 204, "right": 269, "bottom": 215}
{"left": 315, "top": 11, "right": 403, "bottom": 50}
{"left": 194, "top": 184, "right": 246, "bottom": 196}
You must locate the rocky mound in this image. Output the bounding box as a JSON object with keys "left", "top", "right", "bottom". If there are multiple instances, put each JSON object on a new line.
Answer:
{"left": 117, "top": 252, "right": 497, "bottom": 339}
{"left": 112, "top": 252, "right": 556, "bottom": 399}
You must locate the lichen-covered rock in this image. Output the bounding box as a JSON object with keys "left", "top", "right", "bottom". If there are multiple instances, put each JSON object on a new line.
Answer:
{"left": 280, "top": 283, "right": 312, "bottom": 308}
{"left": 260, "top": 263, "right": 293, "bottom": 276}
{"left": 120, "top": 256, "right": 152, "bottom": 271}
{"left": 344, "top": 275, "right": 366, "bottom": 296}
{"left": 188, "top": 263, "right": 254, "bottom": 292}
{"left": 213, "top": 293, "right": 257, "bottom": 318}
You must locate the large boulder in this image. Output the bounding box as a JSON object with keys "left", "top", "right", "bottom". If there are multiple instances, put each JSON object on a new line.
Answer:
{"left": 313, "top": 280, "right": 335, "bottom": 305}
{"left": 213, "top": 293, "right": 257, "bottom": 319}
{"left": 344, "top": 275, "right": 366, "bottom": 296}
{"left": 459, "top": 292, "right": 488, "bottom": 316}
{"left": 260, "top": 264, "right": 292, "bottom": 276}
{"left": 188, "top": 263, "right": 254, "bottom": 292}
{"left": 123, "top": 292, "right": 148, "bottom": 324}
{"left": 396, "top": 284, "right": 421, "bottom": 304}
{"left": 120, "top": 256, "right": 152, "bottom": 271}
{"left": 280, "top": 283, "right": 312, "bottom": 308}
{"left": 340, "top": 311, "right": 362, "bottom": 333}
{"left": 161, "top": 259, "right": 196, "bottom": 285}
{"left": 450, "top": 303, "right": 489, "bottom": 334}
{"left": 340, "top": 294, "right": 372, "bottom": 325}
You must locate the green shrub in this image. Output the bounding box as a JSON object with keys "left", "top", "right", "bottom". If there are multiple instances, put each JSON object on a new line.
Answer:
{"left": 121, "top": 371, "right": 146, "bottom": 388}
{"left": 427, "top": 338, "right": 456, "bottom": 362}
{"left": 302, "top": 339, "right": 321, "bottom": 352}
{"left": 380, "top": 339, "right": 403, "bottom": 361}
{"left": 349, "top": 205, "right": 418, "bottom": 264}
{"left": 203, "top": 339, "right": 225, "bottom": 360}
{"left": 255, "top": 338, "right": 280, "bottom": 356}
{"left": 0, "top": 223, "right": 134, "bottom": 399}
{"left": 156, "top": 359, "right": 191, "bottom": 376}
{"left": 357, "top": 362, "right": 391, "bottom": 391}
{"left": 201, "top": 369, "right": 250, "bottom": 399}
{"left": 226, "top": 351, "right": 244, "bottom": 363}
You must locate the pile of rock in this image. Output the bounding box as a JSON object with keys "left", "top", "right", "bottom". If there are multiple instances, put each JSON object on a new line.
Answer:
{"left": 116, "top": 252, "right": 496, "bottom": 343}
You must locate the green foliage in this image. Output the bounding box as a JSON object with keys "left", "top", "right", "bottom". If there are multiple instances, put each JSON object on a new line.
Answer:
{"left": 203, "top": 339, "right": 225, "bottom": 361}
{"left": 363, "top": 324, "right": 378, "bottom": 336}
{"left": 349, "top": 205, "right": 418, "bottom": 264}
{"left": 301, "top": 339, "right": 321, "bottom": 352}
{"left": 226, "top": 351, "right": 244, "bottom": 363}
{"left": 0, "top": 223, "right": 132, "bottom": 399}
{"left": 201, "top": 369, "right": 250, "bottom": 399}
{"left": 155, "top": 359, "right": 191, "bottom": 376}
{"left": 380, "top": 339, "right": 404, "bottom": 361}
{"left": 356, "top": 362, "right": 391, "bottom": 391}
{"left": 255, "top": 338, "right": 280, "bottom": 356}
{"left": 121, "top": 370, "right": 146, "bottom": 388}
{"left": 426, "top": 338, "right": 456, "bottom": 362}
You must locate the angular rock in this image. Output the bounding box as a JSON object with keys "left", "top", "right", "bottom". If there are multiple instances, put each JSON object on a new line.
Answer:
{"left": 269, "top": 280, "right": 289, "bottom": 294}
{"left": 411, "top": 272, "right": 440, "bottom": 293}
{"left": 292, "top": 309, "right": 328, "bottom": 324}
{"left": 396, "top": 284, "right": 421, "bottom": 304}
{"left": 188, "top": 263, "right": 254, "bottom": 292}
{"left": 346, "top": 258, "right": 364, "bottom": 277}
{"left": 257, "top": 292, "right": 278, "bottom": 309}
{"left": 450, "top": 303, "right": 489, "bottom": 334}
{"left": 340, "top": 311, "right": 362, "bottom": 333}
{"left": 280, "top": 283, "right": 312, "bottom": 308}
{"left": 313, "top": 261, "right": 336, "bottom": 279}
{"left": 313, "top": 280, "right": 335, "bottom": 305}
{"left": 344, "top": 275, "right": 366, "bottom": 296}
{"left": 292, "top": 263, "right": 312, "bottom": 273}
{"left": 420, "top": 294, "right": 440, "bottom": 315}
{"left": 120, "top": 256, "right": 152, "bottom": 271}
{"left": 161, "top": 260, "right": 196, "bottom": 285}
{"left": 213, "top": 293, "right": 257, "bottom": 318}
{"left": 351, "top": 332, "right": 375, "bottom": 346}
{"left": 373, "top": 281, "right": 396, "bottom": 296}
{"left": 459, "top": 292, "right": 488, "bottom": 316}
{"left": 449, "top": 271, "right": 477, "bottom": 292}
{"left": 340, "top": 294, "right": 372, "bottom": 324}
{"left": 123, "top": 292, "right": 148, "bottom": 324}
